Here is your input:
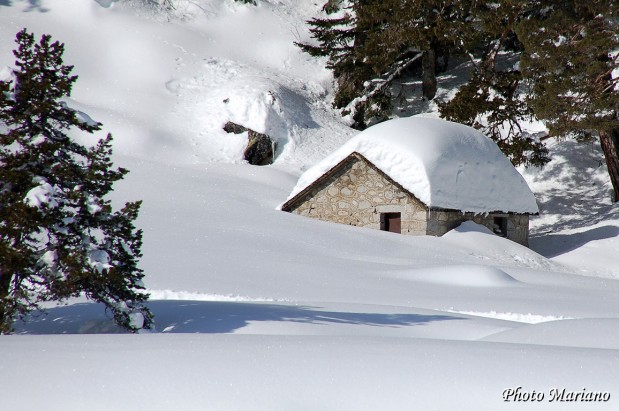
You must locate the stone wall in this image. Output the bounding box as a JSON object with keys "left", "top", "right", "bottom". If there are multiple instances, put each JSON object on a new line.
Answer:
{"left": 286, "top": 154, "right": 530, "bottom": 246}
{"left": 287, "top": 155, "right": 427, "bottom": 234}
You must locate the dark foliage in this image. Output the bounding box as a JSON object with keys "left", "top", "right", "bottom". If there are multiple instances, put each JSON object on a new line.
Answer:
{"left": 516, "top": 1, "right": 619, "bottom": 198}
{"left": 0, "top": 29, "right": 153, "bottom": 333}
{"left": 300, "top": 0, "right": 619, "bottom": 189}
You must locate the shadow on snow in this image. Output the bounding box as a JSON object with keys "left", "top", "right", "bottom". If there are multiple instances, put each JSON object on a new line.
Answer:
{"left": 528, "top": 139, "right": 619, "bottom": 258}
{"left": 15, "top": 300, "right": 464, "bottom": 335}
{"left": 0, "top": 1, "right": 49, "bottom": 11}
{"left": 530, "top": 224, "right": 619, "bottom": 258}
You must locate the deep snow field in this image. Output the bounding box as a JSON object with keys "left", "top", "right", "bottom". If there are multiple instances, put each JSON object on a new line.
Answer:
{"left": 1, "top": 1, "right": 619, "bottom": 410}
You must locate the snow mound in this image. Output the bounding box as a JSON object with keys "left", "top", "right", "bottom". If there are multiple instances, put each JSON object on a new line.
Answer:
{"left": 443, "top": 221, "right": 562, "bottom": 270}
{"left": 164, "top": 54, "right": 354, "bottom": 167}
{"left": 166, "top": 57, "right": 319, "bottom": 156}
{"left": 284, "top": 116, "right": 538, "bottom": 213}
{"left": 404, "top": 265, "right": 520, "bottom": 288}
{"left": 445, "top": 310, "right": 573, "bottom": 324}
{"left": 550, "top": 224, "right": 619, "bottom": 278}
{"left": 147, "top": 289, "right": 280, "bottom": 302}
{"left": 483, "top": 318, "right": 619, "bottom": 349}
{"left": 450, "top": 220, "right": 495, "bottom": 235}
{"left": 93, "top": 0, "right": 115, "bottom": 7}
{"left": 0, "top": 0, "right": 352, "bottom": 169}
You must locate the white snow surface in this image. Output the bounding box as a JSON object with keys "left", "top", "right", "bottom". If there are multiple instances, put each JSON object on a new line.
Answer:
{"left": 284, "top": 116, "right": 539, "bottom": 213}
{"left": 1, "top": 1, "right": 619, "bottom": 410}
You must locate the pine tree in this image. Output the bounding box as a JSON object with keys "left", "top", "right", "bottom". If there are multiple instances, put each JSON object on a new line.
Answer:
{"left": 355, "top": 0, "right": 466, "bottom": 100}
{"left": 296, "top": 1, "right": 383, "bottom": 128}
{"left": 302, "top": 0, "right": 619, "bottom": 186}
{"left": 300, "top": 1, "right": 549, "bottom": 164}
{"left": 298, "top": 1, "right": 481, "bottom": 129}
{"left": 438, "top": 0, "right": 550, "bottom": 167}
{"left": 0, "top": 29, "right": 153, "bottom": 333}
{"left": 516, "top": 1, "right": 619, "bottom": 200}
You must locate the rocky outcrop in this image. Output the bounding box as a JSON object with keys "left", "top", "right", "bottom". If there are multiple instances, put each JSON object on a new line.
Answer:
{"left": 223, "top": 121, "right": 276, "bottom": 166}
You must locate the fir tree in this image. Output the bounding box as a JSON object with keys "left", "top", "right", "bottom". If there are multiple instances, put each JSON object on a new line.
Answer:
{"left": 355, "top": 0, "right": 464, "bottom": 100}
{"left": 300, "top": 0, "right": 550, "bottom": 166}
{"left": 298, "top": 1, "right": 473, "bottom": 128}
{"left": 302, "top": 0, "right": 619, "bottom": 186}
{"left": 439, "top": 1, "right": 551, "bottom": 166}
{"left": 516, "top": 1, "right": 619, "bottom": 200}
{"left": 296, "top": 1, "right": 383, "bottom": 128}
{"left": 0, "top": 29, "right": 153, "bottom": 333}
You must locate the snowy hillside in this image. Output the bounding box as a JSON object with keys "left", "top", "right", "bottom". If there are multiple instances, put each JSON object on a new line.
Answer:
{"left": 1, "top": 1, "right": 619, "bottom": 410}
{"left": 0, "top": 0, "right": 354, "bottom": 169}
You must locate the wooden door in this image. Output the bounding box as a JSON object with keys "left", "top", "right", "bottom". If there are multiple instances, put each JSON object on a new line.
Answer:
{"left": 381, "top": 212, "right": 401, "bottom": 234}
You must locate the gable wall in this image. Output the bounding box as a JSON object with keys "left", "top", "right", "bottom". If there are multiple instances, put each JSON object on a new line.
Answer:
{"left": 287, "top": 156, "right": 428, "bottom": 234}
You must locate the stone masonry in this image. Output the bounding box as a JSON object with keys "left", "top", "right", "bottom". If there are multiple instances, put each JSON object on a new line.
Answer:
{"left": 288, "top": 154, "right": 428, "bottom": 234}
{"left": 284, "top": 153, "right": 531, "bottom": 246}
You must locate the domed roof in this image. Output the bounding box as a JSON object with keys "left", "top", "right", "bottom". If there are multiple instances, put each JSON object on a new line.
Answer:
{"left": 283, "top": 116, "right": 538, "bottom": 214}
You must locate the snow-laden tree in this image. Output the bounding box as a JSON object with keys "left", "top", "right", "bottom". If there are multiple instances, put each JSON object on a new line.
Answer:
{"left": 0, "top": 29, "right": 153, "bottom": 333}
{"left": 297, "top": 0, "right": 461, "bottom": 129}
{"left": 516, "top": 1, "right": 619, "bottom": 200}
{"left": 300, "top": 1, "right": 619, "bottom": 175}
{"left": 438, "top": 0, "right": 551, "bottom": 167}
{"left": 297, "top": 0, "right": 549, "bottom": 166}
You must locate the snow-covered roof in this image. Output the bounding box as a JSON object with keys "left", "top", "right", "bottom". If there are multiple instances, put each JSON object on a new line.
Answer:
{"left": 283, "top": 116, "right": 538, "bottom": 214}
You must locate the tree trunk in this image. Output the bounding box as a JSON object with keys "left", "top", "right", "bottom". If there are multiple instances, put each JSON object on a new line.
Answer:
{"left": 599, "top": 126, "right": 619, "bottom": 202}
{"left": 0, "top": 268, "right": 14, "bottom": 334}
{"left": 421, "top": 49, "right": 437, "bottom": 100}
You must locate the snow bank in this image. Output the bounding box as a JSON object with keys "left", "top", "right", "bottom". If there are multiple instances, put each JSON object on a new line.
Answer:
{"left": 284, "top": 116, "right": 538, "bottom": 213}
{"left": 550, "top": 226, "right": 619, "bottom": 279}
{"left": 446, "top": 309, "right": 574, "bottom": 324}
{"left": 147, "top": 289, "right": 279, "bottom": 302}
{"left": 403, "top": 264, "right": 520, "bottom": 288}
{"left": 521, "top": 138, "right": 619, "bottom": 277}
{"left": 165, "top": 57, "right": 323, "bottom": 159}
{"left": 443, "top": 221, "right": 562, "bottom": 270}
{"left": 483, "top": 318, "right": 619, "bottom": 349}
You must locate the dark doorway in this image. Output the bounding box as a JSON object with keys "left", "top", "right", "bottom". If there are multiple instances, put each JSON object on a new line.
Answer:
{"left": 493, "top": 216, "right": 508, "bottom": 237}
{"left": 380, "top": 213, "right": 401, "bottom": 234}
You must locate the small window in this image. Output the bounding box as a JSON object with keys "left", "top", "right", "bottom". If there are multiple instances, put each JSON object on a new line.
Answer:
{"left": 380, "top": 212, "right": 401, "bottom": 234}
{"left": 493, "top": 216, "right": 508, "bottom": 237}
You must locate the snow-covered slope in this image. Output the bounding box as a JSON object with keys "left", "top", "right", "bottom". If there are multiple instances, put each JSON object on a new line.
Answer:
{"left": 522, "top": 138, "right": 619, "bottom": 277}
{"left": 0, "top": 0, "right": 354, "bottom": 169}
{"left": 1, "top": 1, "right": 619, "bottom": 410}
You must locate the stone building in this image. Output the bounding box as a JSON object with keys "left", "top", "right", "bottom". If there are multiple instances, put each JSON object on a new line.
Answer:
{"left": 280, "top": 117, "right": 538, "bottom": 246}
